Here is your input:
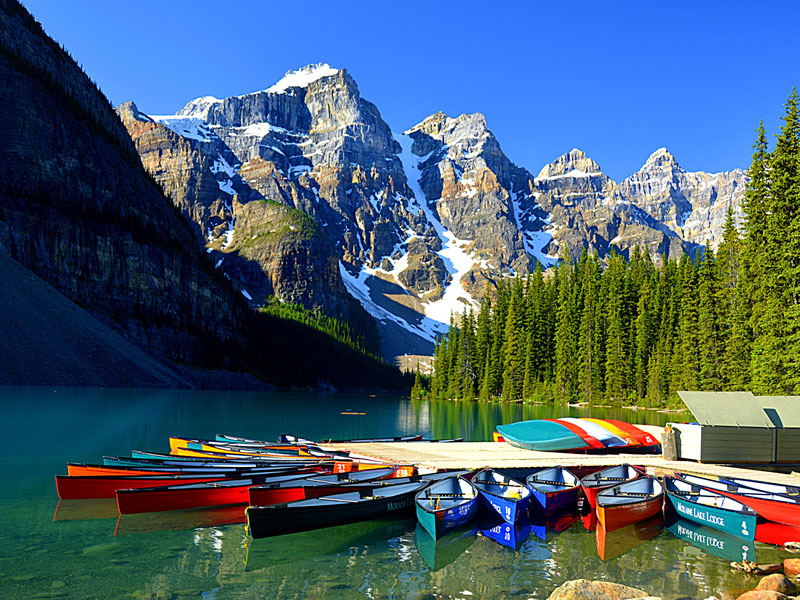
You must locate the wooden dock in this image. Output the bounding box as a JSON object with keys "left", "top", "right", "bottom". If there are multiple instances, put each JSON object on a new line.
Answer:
{"left": 326, "top": 426, "right": 800, "bottom": 487}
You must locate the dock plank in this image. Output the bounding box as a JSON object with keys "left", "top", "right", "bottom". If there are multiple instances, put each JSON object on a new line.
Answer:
{"left": 327, "top": 441, "right": 800, "bottom": 486}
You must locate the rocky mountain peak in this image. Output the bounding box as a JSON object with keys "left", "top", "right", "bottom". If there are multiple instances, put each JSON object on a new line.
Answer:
{"left": 177, "top": 96, "right": 222, "bottom": 119}
{"left": 116, "top": 100, "right": 151, "bottom": 124}
{"left": 640, "top": 147, "right": 681, "bottom": 173}
{"left": 409, "top": 111, "right": 488, "bottom": 139}
{"left": 265, "top": 63, "right": 340, "bottom": 94}
{"left": 537, "top": 148, "right": 603, "bottom": 179}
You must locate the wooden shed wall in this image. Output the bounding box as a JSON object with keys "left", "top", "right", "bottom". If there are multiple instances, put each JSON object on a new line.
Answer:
{"left": 671, "top": 423, "right": 774, "bottom": 462}
{"left": 777, "top": 429, "right": 800, "bottom": 462}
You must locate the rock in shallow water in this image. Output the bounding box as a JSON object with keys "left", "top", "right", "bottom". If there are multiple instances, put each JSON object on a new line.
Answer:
{"left": 756, "top": 574, "right": 798, "bottom": 595}
{"left": 546, "top": 579, "right": 655, "bottom": 600}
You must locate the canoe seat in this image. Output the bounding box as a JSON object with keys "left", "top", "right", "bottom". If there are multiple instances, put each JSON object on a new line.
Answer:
{"left": 474, "top": 480, "right": 516, "bottom": 486}
{"left": 533, "top": 479, "right": 568, "bottom": 486}
{"left": 426, "top": 493, "right": 469, "bottom": 499}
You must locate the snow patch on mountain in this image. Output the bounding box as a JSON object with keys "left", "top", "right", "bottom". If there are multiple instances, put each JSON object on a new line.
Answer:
{"left": 396, "top": 133, "right": 478, "bottom": 325}
{"left": 177, "top": 96, "right": 222, "bottom": 119}
{"left": 266, "top": 63, "right": 339, "bottom": 94}
{"left": 150, "top": 115, "right": 215, "bottom": 143}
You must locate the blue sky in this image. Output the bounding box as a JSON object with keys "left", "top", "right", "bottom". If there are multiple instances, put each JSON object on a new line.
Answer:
{"left": 22, "top": 0, "right": 799, "bottom": 181}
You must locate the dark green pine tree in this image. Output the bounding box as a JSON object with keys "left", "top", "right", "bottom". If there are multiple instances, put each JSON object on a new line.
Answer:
{"left": 445, "top": 315, "right": 461, "bottom": 400}
{"left": 502, "top": 280, "right": 526, "bottom": 401}
{"left": 744, "top": 120, "right": 775, "bottom": 394}
{"left": 478, "top": 352, "right": 492, "bottom": 401}
{"left": 410, "top": 362, "right": 427, "bottom": 399}
{"left": 474, "top": 294, "right": 492, "bottom": 382}
{"left": 430, "top": 334, "right": 447, "bottom": 399}
{"left": 717, "top": 207, "right": 750, "bottom": 389}
{"left": 676, "top": 254, "right": 700, "bottom": 392}
{"left": 458, "top": 308, "right": 477, "bottom": 401}
{"left": 604, "top": 252, "right": 631, "bottom": 403}
{"left": 578, "top": 254, "right": 602, "bottom": 403}
{"left": 634, "top": 278, "right": 655, "bottom": 402}
{"left": 771, "top": 89, "right": 800, "bottom": 392}
{"left": 697, "top": 246, "right": 721, "bottom": 390}
{"left": 554, "top": 259, "right": 578, "bottom": 402}
{"left": 489, "top": 280, "right": 509, "bottom": 397}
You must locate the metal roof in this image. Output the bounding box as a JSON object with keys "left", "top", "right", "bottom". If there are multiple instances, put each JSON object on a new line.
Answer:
{"left": 677, "top": 391, "right": 775, "bottom": 428}
{"left": 756, "top": 396, "right": 800, "bottom": 428}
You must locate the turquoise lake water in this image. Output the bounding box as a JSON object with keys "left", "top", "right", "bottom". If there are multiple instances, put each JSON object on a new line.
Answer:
{"left": 1, "top": 386, "right": 792, "bottom": 599}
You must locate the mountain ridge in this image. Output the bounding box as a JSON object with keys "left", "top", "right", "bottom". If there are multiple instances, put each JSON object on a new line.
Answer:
{"left": 118, "top": 63, "right": 747, "bottom": 360}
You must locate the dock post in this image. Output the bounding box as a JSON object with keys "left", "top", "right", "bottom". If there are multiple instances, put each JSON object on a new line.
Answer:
{"left": 661, "top": 425, "right": 677, "bottom": 461}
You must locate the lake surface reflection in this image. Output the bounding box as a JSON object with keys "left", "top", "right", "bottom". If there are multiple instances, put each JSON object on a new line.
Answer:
{"left": 1, "top": 386, "right": 789, "bottom": 599}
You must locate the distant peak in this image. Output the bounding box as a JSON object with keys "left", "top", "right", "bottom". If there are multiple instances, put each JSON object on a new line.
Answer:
{"left": 266, "top": 63, "right": 340, "bottom": 94}
{"left": 115, "top": 101, "right": 152, "bottom": 124}
{"left": 406, "top": 111, "right": 488, "bottom": 138}
{"left": 642, "top": 147, "right": 680, "bottom": 171}
{"left": 177, "top": 96, "right": 221, "bottom": 119}
{"left": 537, "top": 148, "right": 602, "bottom": 179}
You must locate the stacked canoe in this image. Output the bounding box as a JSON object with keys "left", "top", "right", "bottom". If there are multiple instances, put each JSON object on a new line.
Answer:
{"left": 496, "top": 418, "right": 660, "bottom": 453}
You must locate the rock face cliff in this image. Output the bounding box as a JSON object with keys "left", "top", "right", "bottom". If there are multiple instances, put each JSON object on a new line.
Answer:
{"left": 120, "top": 64, "right": 746, "bottom": 360}
{"left": 0, "top": 0, "right": 248, "bottom": 367}
{"left": 619, "top": 148, "right": 746, "bottom": 248}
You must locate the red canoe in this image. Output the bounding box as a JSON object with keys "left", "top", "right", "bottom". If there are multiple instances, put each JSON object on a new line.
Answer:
{"left": 116, "top": 473, "right": 316, "bottom": 514}
{"left": 249, "top": 466, "right": 409, "bottom": 506}
{"left": 595, "top": 475, "right": 664, "bottom": 532}
{"left": 580, "top": 464, "right": 642, "bottom": 509}
{"left": 602, "top": 420, "right": 660, "bottom": 448}
{"left": 57, "top": 474, "right": 232, "bottom": 499}
{"left": 66, "top": 462, "right": 320, "bottom": 478}
{"left": 676, "top": 472, "right": 800, "bottom": 528}
{"left": 544, "top": 419, "right": 606, "bottom": 450}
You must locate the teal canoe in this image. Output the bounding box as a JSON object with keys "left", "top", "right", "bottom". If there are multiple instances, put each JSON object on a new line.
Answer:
{"left": 665, "top": 476, "right": 757, "bottom": 541}
{"left": 666, "top": 517, "right": 756, "bottom": 562}
{"left": 496, "top": 420, "right": 590, "bottom": 451}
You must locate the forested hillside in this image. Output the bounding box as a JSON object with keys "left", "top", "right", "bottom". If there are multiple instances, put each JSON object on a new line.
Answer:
{"left": 422, "top": 90, "right": 800, "bottom": 406}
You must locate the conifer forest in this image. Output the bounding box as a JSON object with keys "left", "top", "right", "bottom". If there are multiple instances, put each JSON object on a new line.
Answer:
{"left": 420, "top": 91, "right": 800, "bottom": 407}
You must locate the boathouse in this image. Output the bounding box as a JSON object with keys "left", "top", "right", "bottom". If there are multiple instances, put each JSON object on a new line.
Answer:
{"left": 670, "top": 391, "right": 776, "bottom": 463}
{"left": 755, "top": 396, "right": 800, "bottom": 463}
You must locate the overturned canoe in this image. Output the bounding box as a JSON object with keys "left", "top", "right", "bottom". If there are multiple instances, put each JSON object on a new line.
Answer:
{"left": 496, "top": 421, "right": 590, "bottom": 452}
{"left": 496, "top": 418, "right": 659, "bottom": 453}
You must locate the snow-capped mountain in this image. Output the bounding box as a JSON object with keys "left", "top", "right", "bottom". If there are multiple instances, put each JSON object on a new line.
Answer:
{"left": 118, "top": 64, "right": 746, "bottom": 360}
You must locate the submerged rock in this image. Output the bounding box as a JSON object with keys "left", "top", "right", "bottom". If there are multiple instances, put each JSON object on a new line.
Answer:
{"left": 547, "top": 579, "right": 656, "bottom": 600}
{"left": 735, "top": 591, "right": 793, "bottom": 600}
{"left": 756, "top": 574, "right": 798, "bottom": 595}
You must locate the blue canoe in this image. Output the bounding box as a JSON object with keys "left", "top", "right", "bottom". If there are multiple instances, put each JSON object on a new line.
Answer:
{"left": 472, "top": 469, "right": 531, "bottom": 524}
{"left": 415, "top": 476, "right": 478, "bottom": 539}
{"left": 478, "top": 513, "right": 532, "bottom": 549}
{"left": 496, "top": 421, "right": 590, "bottom": 452}
{"left": 526, "top": 466, "right": 581, "bottom": 517}
{"left": 664, "top": 475, "right": 757, "bottom": 541}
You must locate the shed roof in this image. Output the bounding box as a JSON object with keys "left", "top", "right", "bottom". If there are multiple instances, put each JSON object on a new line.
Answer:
{"left": 756, "top": 396, "right": 800, "bottom": 428}
{"left": 677, "top": 391, "right": 775, "bottom": 428}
